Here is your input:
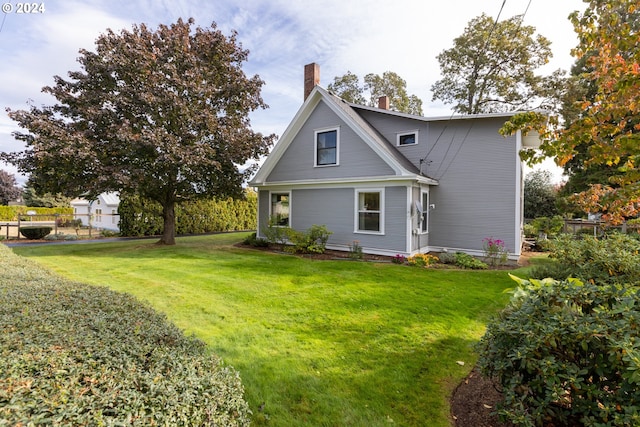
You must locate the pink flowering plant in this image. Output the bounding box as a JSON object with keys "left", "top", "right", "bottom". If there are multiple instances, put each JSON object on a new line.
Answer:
{"left": 482, "top": 237, "right": 509, "bottom": 266}
{"left": 391, "top": 254, "right": 407, "bottom": 264}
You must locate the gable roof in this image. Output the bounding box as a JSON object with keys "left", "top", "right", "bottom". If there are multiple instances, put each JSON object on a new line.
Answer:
{"left": 250, "top": 86, "right": 438, "bottom": 186}
{"left": 70, "top": 192, "right": 120, "bottom": 207}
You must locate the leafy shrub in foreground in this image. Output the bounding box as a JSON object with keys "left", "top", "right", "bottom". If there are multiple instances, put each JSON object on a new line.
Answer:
{"left": 0, "top": 245, "right": 250, "bottom": 426}
{"left": 478, "top": 275, "right": 640, "bottom": 427}
{"left": 19, "top": 226, "right": 52, "bottom": 239}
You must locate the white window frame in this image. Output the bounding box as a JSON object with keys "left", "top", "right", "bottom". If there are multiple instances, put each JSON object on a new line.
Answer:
{"left": 314, "top": 126, "right": 340, "bottom": 167}
{"left": 396, "top": 130, "right": 419, "bottom": 147}
{"left": 354, "top": 188, "right": 385, "bottom": 235}
{"left": 420, "top": 190, "right": 429, "bottom": 234}
{"left": 269, "top": 191, "right": 291, "bottom": 227}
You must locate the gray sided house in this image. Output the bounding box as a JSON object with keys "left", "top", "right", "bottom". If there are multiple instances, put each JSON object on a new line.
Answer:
{"left": 250, "top": 63, "right": 541, "bottom": 260}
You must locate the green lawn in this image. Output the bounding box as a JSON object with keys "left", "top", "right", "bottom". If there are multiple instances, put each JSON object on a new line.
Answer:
{"left": 12, "top": 233, "right": 524, "bottom": 426}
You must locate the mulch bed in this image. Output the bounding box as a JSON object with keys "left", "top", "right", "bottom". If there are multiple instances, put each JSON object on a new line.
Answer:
{"left": 450, "top": 368, "right": 514, "bottom": 427}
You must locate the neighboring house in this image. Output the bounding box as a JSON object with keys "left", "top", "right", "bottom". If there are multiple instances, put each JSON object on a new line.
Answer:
{"left": 70, "top": 192, "right": 120, "bottom": 231}
{"left": 249, "top": 63, "right": 542, "bottom": 260}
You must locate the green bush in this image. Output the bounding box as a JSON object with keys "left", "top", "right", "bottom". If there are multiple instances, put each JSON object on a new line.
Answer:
{"left": 243, "top": 232, "right": 269, "bottom": 247}
{"left": 528, "top": 261, "right": 574, "bottom": 281}
{"left": 0, "top": 245, "right": 250, "bottom": 426}
{"left": 19, "top": 226, "right": 52, "bottom": 239}
{"left": 261, "top": 217, "right": 290, "bottom": 249}
{"left": 523, "top": 222, "right": 537, "bottom": 238}
{"left": 287, "top": 224, "right": 332, "bottom": 254}
{"left": 436, "top": 252, "right": 488, "bottom": 269}
{"left": 454, "top": 252, "right": 488, "bottom": 269}
{"left": 547, "top": 232, "right": 640, "bottom": 285}
{"left": 437, "top": 252, "right": 456, "bottom": 264}
{"left": 531, "top": 215, "right": 565, "bottom": 238}
{"left": 478, "top": 276, "right": 640, "bottom": 427}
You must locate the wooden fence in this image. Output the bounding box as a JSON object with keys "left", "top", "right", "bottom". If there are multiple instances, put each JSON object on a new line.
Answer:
{"left": 1, "top": 213, "right": 119, "bottom": 240}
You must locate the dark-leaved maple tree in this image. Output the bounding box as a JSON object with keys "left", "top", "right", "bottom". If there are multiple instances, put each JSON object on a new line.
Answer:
{"left": 501, "top": 0, "right": 640, "bottom": 223}
{"left": 3, "top": 18, "right": 274, "bottom": 244}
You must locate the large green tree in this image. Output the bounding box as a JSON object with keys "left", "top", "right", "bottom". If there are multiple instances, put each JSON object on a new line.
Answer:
{"left": 21, "top": 181, "right": 71, "bottom": 207}
{"left": 502, "top": 0, "right": 640, "bottom": 223}
{"left": 432, "top": 13, "right": 564, "bottom": 114}
{"left": 3, "top": 18, "right": 274, "bottom": 244}
{"left": 524, "top": 169, "right": 559, "bottom": 219}
{"left": 0, "top": 170, "right": 22, "bottom": 205}
{"left": 328, "top": 71, "right": 423, "bottom": 115}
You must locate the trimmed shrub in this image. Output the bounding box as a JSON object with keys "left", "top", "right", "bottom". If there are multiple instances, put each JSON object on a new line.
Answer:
{"left": 0, "top": 245, "right": 250, "bottom": 426}
{"left": 478, "top": 276, "right": 640, "bottom": 427}
{"left": 118, "top": 192, "right": 257, "bottom": 237}
{"left": 0, "top": 206, "right": 73, "bottom": 221}
{"left": 19, "top": 226, "right": 52, "bottom": 239}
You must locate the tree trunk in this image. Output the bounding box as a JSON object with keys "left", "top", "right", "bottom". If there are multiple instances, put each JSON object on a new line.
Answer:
{"left": 158, "top": 198, "right": 176, "bottom": 245}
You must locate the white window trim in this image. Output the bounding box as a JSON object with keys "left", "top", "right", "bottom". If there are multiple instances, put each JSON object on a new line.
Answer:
{"left": 314, "top": 126, "right": 340, "bottom": 167}
{"left": 420, "top": 189, "right": 429, "bottom": 234}
{"left": 396, "top": 130, "right": 419, "bottom": 147}
{"left": 354, "top": 188, "right": 385, "bottom": 235}
{"left": 269, "top": 190, "right": 291, "bottom": 227}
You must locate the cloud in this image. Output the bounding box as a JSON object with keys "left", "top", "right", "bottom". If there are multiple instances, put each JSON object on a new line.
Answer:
{"left": 0, "top": 0, "right": 586, "bottom": 184}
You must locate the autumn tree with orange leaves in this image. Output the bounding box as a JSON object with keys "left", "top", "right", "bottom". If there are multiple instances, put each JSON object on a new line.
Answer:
{"left": 502, "top": 0, "right": 640, "bottom": 223}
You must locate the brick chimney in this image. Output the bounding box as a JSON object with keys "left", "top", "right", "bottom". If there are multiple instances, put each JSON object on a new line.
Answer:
{"left": 304, "top": 63, "right": 320, "bottom": 101}
{"left": 378, "top": 95, "right": 390, "bottom": 110}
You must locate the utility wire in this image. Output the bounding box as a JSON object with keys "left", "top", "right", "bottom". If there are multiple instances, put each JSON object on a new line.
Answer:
{"left": 420, "top": 0, "right": 508, "bottom": 175}
{"left": 431, "top": 0, "right": 538, "bottom": 180}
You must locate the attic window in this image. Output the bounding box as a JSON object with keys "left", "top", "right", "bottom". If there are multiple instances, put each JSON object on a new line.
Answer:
{"left": 315, "top": 127, "right": 339, "bottom": 166}
{"left": 397, "top": 131, "right": 418, "bottom": 146}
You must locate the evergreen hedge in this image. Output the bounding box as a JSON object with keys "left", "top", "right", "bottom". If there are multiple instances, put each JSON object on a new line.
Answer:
{"left": 118, "top": 192, "right": 257, "bottom": 237}
{"left": 0, "top": 245, "right": 250, "bottom": 426}
{"left": 0, "top": 206, "right": 73, "bottom": 221}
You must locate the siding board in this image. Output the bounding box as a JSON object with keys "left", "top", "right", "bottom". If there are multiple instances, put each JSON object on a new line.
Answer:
{"left": 267, "top": 101, "right": 394, "bottom": 182}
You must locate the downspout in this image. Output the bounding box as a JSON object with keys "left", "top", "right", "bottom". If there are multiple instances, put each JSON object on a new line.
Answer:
{"left": 514, "top": 130, "right": 523, "bottom": 259}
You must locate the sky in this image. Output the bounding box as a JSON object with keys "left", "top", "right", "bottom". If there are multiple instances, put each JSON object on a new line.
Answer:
{"left": 0, "top": 0, "right": 587, "bottom": 186}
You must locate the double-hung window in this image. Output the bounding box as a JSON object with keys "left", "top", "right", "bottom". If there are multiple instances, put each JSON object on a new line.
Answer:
{"left": 270, "top": 192, "right": 290, "bottom": 226}
{"left": 315, "top": 127, "right": 339, "bottom": 166}
{"left": 355, "top": 189, "right": 384, "bottom": 234}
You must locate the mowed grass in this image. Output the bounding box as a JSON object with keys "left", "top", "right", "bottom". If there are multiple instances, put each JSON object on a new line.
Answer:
{"left": 12, "top": 233, "right": 521, "bottom": 426}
